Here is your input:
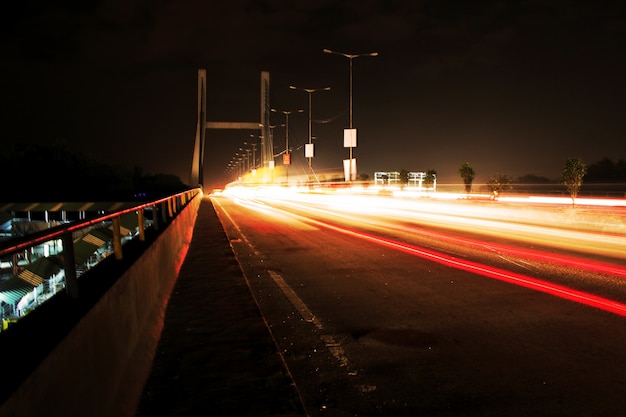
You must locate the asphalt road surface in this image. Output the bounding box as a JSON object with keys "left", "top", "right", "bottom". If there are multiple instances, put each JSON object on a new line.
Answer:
{"left": 212, "top": 189, "right": 626, "bottom": 417}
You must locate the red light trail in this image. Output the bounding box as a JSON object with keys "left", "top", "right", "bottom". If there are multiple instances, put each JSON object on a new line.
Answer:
{"left": 223, "top": 187, "right": 626, "bottom": 317}
{"left": 383, "top": 222, "right": 626, "bottom": 279}
{"left": 312, "top": 219, "right": 626, "bottom": 317}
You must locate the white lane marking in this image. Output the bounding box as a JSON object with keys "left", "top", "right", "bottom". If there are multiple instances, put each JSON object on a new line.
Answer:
{"left": 267, "top": 270, "right": 355, "bottom": 373}
{"left": 267, "top": 270, "right": 321, "bottom": 329}
{"left": 216, "top": 196, "right": 356, "bottom": 374}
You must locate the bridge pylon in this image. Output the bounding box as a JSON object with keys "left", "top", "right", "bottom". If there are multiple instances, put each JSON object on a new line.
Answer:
{"left": 191, "top": 70, "right": 272, "bottom": 190}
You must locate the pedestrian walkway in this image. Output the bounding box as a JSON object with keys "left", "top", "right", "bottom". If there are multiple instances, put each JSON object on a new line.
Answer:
{"left": 135, "top": 198, "right": 306, "bottom": 417}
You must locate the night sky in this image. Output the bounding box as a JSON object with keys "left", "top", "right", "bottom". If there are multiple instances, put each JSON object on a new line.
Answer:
{"left": 2, "top": 1, "right": 625, "bottom": 188}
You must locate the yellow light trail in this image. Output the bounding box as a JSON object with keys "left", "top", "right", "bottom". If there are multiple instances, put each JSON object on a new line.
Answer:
{"left": 220, "top": 185, "right": 626, "bottom": 316}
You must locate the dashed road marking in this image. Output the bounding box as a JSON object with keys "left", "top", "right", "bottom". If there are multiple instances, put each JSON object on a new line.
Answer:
{"left": 267, "top": 270, "right": 321, "bottom": 329}
{"left": 267, "top": 270, "right": 355, "bottom": 374}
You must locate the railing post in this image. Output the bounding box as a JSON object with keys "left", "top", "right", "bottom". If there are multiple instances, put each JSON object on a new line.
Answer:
{"left": 112, "top": 217, "right": 123, "bottom": 260}
{"left": 137, "top": 209, "right": 145, "bottom": 241}
{"left": 152, "top": 205, "right": 160, "bottom": 231}
{"left": 161, "top": 202, "right": 168, "bottom": 224}
{"left": 61, "top": 232, "right": 79, "bottom": 299}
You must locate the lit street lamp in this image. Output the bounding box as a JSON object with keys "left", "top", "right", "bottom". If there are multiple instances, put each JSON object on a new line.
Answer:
{"left": 249, "top": 134, "right": 260, "bottom": 170}
{"left": 323, "top": 48, "right": 378, "bottom": 181}
{"left": 236, "top": 156, "right": 243, "bottom": 180}
{"left": 289, "top": 85, "right": 331, "bottom": 177}
{"left": 238, "top": 147, "right": 247, "bottom": 172}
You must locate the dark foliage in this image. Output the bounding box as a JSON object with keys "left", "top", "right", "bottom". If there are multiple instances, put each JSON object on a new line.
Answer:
{"left": 0, "top": 143, "right": 188, "bottom": 202}
{"left": 515, "top": 174, "right": 553, "bottom": 184}
{"left": 585, "top": 158, "right": 626, "bottom": 183}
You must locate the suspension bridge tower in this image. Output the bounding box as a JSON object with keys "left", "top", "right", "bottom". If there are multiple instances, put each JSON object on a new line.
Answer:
{"left": 190, "top": 70, "right": 272, "bottom": 190}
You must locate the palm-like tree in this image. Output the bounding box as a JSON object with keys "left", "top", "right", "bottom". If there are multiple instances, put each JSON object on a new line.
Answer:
{"left": 458, "top": 162, "right": 476, "bottom": 195}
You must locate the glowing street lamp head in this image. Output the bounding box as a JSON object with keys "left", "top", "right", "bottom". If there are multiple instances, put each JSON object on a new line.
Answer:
{"left": 271, "top": 108, "right": 303, "bottom": 115}
{"left": 290, "top": 85, "right": 332, "bottom": 93}
{"left": 323, "top": 48, "right": 379, "bottom": 59}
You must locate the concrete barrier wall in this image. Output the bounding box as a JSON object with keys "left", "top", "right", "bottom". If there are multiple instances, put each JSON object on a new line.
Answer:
{"left": 0, "top": 194, "right": 202, "bottom": 417}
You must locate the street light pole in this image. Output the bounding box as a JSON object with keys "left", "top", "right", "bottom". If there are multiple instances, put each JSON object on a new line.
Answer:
{"left": 289, "top": 85, "right": 331, "bottom": 178}
{"left": 271, "top": 108, "right": 303, "bottom": 184}
{"left": 251, "top": 143, "right": 257, "bottom": 170}
{"left": 249, "top": 134, "right": 260, "bottom": 170}
{"left": 323, "top": 48, "right": 378, "bottom": 181}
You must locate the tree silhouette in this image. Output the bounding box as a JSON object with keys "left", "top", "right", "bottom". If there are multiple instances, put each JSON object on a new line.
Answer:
{"left": 458, "top": 162, "right": 476, "bottom": 195}
{"left": 399, "top": 169, "right": 409, "bottom": 186}
{"left": 561, "top": 158, "right": 587, "bottom": 206}
{"left": 0, "top": 143, "right": 188, "bottom": 202}
{"left": 586, "top": 157, "right": 626, "bottom": 183}
{"left": 487, "top": 172, "right": 513, "bottom": 200}
{"left": 424, "top": 169, "right": 437, "bottom": 191}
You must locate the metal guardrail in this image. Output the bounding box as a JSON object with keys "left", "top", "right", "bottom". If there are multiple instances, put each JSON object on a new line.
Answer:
{"left": 0, "top": 188, "right": 201, "bottom": 328}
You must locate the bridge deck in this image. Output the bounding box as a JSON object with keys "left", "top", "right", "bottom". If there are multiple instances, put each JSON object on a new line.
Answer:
{"left": 135, "top": 198, "right": 304, "bottom": 416}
